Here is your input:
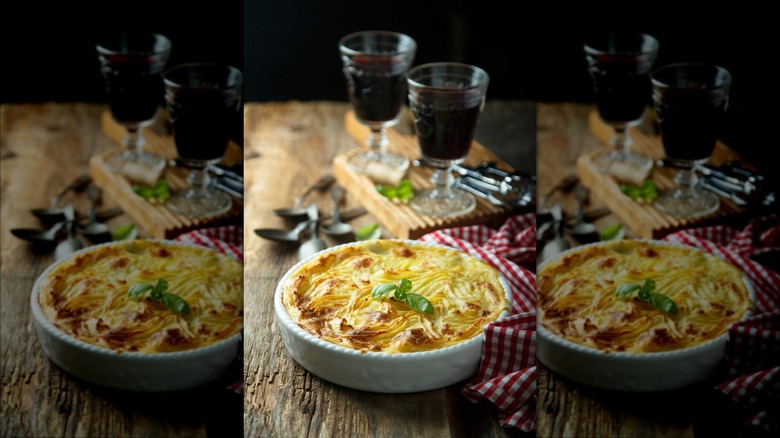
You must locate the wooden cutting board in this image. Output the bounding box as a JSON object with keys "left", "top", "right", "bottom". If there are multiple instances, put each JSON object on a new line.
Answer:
{"left": 578, "top": 110, "right": 749, "bottom": 239}
{"left": 336, "top": 110, "right": 524, "bottom": 239}
{"left": 90, "top": 110, "right": 242, "bottom": 239}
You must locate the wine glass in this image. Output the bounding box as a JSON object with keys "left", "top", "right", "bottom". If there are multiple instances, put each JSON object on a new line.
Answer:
{"left": 651, "top": 63, "right": 732, "bottom": 218}
{"left": 584, "top": 32, "right": 659, "bottom": 175}
{"left": 97, "top": 32, "right": 172, "bottom": 174}
{"left": 339, "top": 30, "right": 417, "bottom": 175}
{"left": 407, "top": 62, "right": 489, "bottom": 217}
{"left": 163, "top": 63, "right": 243, "bottom": 218}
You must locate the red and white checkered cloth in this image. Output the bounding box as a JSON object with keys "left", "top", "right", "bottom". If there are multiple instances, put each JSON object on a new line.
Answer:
{"left": 175, "top": 225, "right": 244, "bottom": 394}
{"left": 420, "top": 213, "right": 780, "bottom": 433}
{"left": 663, "top": 214, "right": 780, "bottom": 434}
{"left": 419, "top": 213, "right": 538, "bottom": 432}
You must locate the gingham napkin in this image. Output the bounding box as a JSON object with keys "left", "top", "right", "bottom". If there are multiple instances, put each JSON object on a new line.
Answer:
{"left": 175, "top": 225, "right": 244, "bottom": 394}
{"left": 662, "top": 214, "right": 780, "bottom": 434}
{"left": 419, "top": 213, "right": 538, "bottom": 432}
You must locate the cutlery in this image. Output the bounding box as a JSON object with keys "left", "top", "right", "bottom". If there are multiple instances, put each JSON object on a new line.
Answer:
{"left": 255, "top": 207, "right": 367, "bottom": 243}
{"left": 31, "top": 174, "right": 92, "bottom": 225}
{"left": 11, "top": 221, "right": 66, "bottom": 247}
{"left": 540, "top": 203, "right": 571, "bottom": 262}
{"left": 321, "top": 185, "right": 353, "bottom": 237}
{"left": 54, "top": 204, "right": 84, "bottom": 260}
{"left": 78, "top": 185, "right": 112, "bottom": 243}
{"left": 565, "top": 185, "right": 598, "bottom": 242}
{"left": 297, "top": 204, "right": 327, "bottom": 260}
{"left": 274, "top": 175, "right": 335, "bottom": 219}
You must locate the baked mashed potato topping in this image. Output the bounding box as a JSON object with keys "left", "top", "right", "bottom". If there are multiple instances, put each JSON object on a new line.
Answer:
{"left": 39, "top": 240, "right": 243, "bottom": 353}
{"left": 538, "top": 240, "right": 752, "bottom": 353}
{"left": 282, "top": 240, "right": 509, "bottom": 353}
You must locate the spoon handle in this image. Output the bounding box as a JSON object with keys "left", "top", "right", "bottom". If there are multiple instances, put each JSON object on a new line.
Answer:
{"left": 294, "top": 175, "right": 335, "bottom": 209}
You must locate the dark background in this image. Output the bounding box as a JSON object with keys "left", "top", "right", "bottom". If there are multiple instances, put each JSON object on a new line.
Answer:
{"left": 2, "top": 2, "right": 773, "bottom": 172}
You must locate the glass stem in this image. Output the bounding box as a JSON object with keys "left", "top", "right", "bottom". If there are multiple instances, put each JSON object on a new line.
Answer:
{"left": 187, "top": 166, "right": 211, "bottom": 199}
{"left": 123, "top": 126, "right": 144, "bottom": 155}
{"left": 431, "top": 167, "right": 454, "bottom": 199}
{"left": 366, "top": 126, "right": 388, "bottom": 159}
{"left": 611, "top": 126, "right": 631, "bottom": 154}
{"left": 675, "top": 164, "right": 697, "bottom": 197}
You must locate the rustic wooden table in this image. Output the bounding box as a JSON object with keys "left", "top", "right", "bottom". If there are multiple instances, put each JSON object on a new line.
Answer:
{"left": 3, "top": 101, "right": 754, "bottom": 437}
{"left": 0, "top": 103, "right": 242, "bottom": 438}
{"left": 242, "top": 100, "right": 535, "bottom": 437}
{"left": 535, "top": 102, "right": 757, "bottom": 438}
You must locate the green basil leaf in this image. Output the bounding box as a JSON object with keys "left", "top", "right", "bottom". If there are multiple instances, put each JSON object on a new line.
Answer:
{"left": 152, "top": 180, "right": 170, "bottom": 201}
{"left": 132, "top": 185, "right": 154, "bottom": 200}
{"left": 616, "top": 283, "right": 641, "bottom": 298}
{"left": 356, "top": 223, "right": 381, "bottom": 241}
{"left": 405, "top": 293, "right": 434, "bottom": 314}
{"left": 154, "top": 279, "right": 169, "bottom": 294}
{"left": 150, "top": 288, "right": 163, "bottom": 300}
{"left": 619, "top": 184, "right": 641, "bottom": 200}
{"left": 112, "top": 223, "right": 136, "bottom": 241}
{"left": 395, "top": 180, "right": 414, "bottom": 201}
{"left": 376, "top": 185, "right": 397, "bottom": 199}
{"left": 397, "top": 278, "right": 412, "bottom": 295}
{"left": 394, "top": 287, "right": 407, "bottom": 301}
{"left": 128, "top": 283, "right": 153, "bottom": 298}
{"left": 640, "top": 180, "right": 658, "bottom": 201}
{"left": 649, "top": 293, "right": 678, "bottom": 314}
{"left": 372, "top": 283, "right": 397, "bottom": 298}
{"left": 162, "top": 293, "right": 190, "bottom": 314}
{"left": 642, "top": 279, "right": 656, "bottom": 293}
{"left": 599, "top": 224, "right": 623, "bottom": 241}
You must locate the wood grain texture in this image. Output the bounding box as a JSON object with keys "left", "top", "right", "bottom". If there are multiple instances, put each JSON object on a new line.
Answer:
{"left": 337, "top": 110, "right": 519, "bottom": 239}
{"left": 578, "top": 109, "right": 749, "bottom": 238}
{"left": 242, "top": 101, "right": 527, "bottom": 438}
{"left": 1, "top": 103, "right": 241, "bottom": 438}
{"left": 95, "top": 110, "right": 243, "bottom": 239}
{"left": 535, "top": 102, "right": 753, "bottom": 438}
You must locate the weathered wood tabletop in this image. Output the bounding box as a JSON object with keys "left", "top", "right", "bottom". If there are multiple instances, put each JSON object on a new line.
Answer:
{"left": 535, "top": 102, "right": 755, "bottom": 438}
{"left": 3, "top": 101, "right": 754, "bottom": 437}
{"left": 242, "top": 100, "right": 535, "bottom": 438}
{"left": 0, "top": 103, "right": 242, "bottom": 438}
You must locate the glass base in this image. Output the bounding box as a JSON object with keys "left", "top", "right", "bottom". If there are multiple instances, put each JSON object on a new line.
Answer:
{"left": 654, "top": 188, "right": 720, "bottom": 218}
{"left": 166, "top": 188, "right": 233, "bottom": 218}
{"left": 348, "top": 151, "right": 410, "bottom": 175}
{"left": 591, "top": 150, "right": 654, "bottom": 176}
{"left": 410, "top": 187, "right": 476, "bottom": 218}
{"left": 104, "top": 150, "right": 166, "bottom": 175}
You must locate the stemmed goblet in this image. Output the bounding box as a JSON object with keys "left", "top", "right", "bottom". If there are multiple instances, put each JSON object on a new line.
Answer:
{"left": 97, "top": 32, "right": 172, "bottom": 174}
{"left": 584, "top": 32, "right": 659, "bottom": 175}
{"left": 407, "top": 62, "right": 489, "bottom": 217}
{"left": 651, "top": 63, "right": 732, "bottom": 218}
{"left": 163, "top": 63, "right": 243, "bottom": 218}
{"left": 339, "top": 30, "right": 417, "bottom": 175}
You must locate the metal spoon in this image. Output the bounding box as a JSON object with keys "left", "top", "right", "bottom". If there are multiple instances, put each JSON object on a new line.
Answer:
{"left": 31, "top": 174, "right": 92, "bottom": 225}
{"left": 565, "top": 185, "right": 598, "bottom": 242}
{"left": 255, "top": 207, "right": 368, "bottom": 243}
{"left": 297, "top": 204, "right": 327, "bottom": 261}
{"left": 55, "top": 204, "right": 84, "bottom": 260}
{"left": 11, "top": 221, "right": 66, "bottom": 247}
{"left": 539, "top": 174, "right": 579, "bottom": 211}
{"left": 540, "top": 204, "right": 571, "bottom": 262}
{"left": 274, "top": 175, "right": 335, "bottom": 219}
{"left": 78, "top": 185, "right": 111, "bottom": 243}
{"left": 321, "top": 185, "right": 353, "bottom": 237}
{"left": 255, "top": 218, "right": 313, "bottom": 243}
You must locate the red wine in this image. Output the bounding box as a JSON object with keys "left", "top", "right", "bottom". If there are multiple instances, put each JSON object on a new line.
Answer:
{"left": 656, "top": 92, "right": 726, "bottom": 161}
{"left": 101, "top": 56, "right": 165, "bottom": 124}
{"left": 344, "top": 56, "right": 408, "bottom": 124}
{"left": 167, "top": 91, "right": 239, "bottom": 162}
{"left": 589, "top": 57, "right": 653, "bottom": 124}
{"left": 411, "top": 90, "right": 482, "bottom": 161}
